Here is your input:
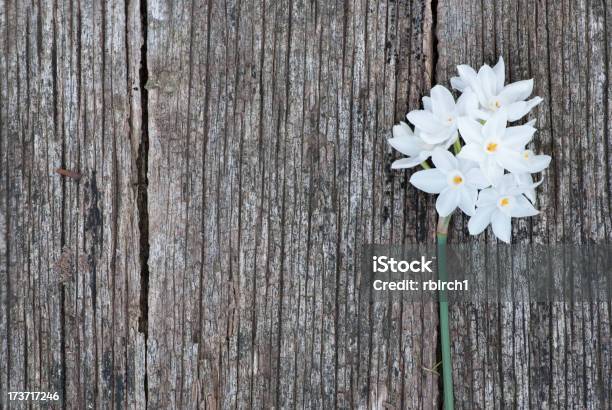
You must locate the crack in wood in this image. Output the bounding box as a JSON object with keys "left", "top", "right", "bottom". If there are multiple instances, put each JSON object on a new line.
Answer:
{"left": 136, "top": 0, "right": 150, "bottom": 408}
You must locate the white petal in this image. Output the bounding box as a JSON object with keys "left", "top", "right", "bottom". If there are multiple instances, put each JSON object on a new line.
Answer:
{"left": 388, "top": 136, "right": 421, "bottom": 156}
{"left": 477, "top": 65, "right": 498, "bottom": 99}
{"left": 457, "top": 64, "right": 478, "bottom": 83}
{"left": 446, "top": 129, "right": 459, "bottom": 145}
{"left": 525, "top": 189, "right": 536, "bottom": 203}
{"left": 418, "top": 149, "right": 434, "bottom": 162}
{"left": 525, "top": 96, "right": 543, "bottom": 110}
{"left": 457, "top": 117, "right": 483, "bottom": 144}
{"left": 407, "top": 110, "right": 445, "bottom": 134}
{"left": 409, "top": 169, "right": 447, "bottom": 193}
{"left": 504, "top": 96, "right": 542, "bottom": 121}
{"left": 419, "top": 128, "right": 456, "bottom": 145}
{"left": 476, "top": 188, "right": 498, "bottom": 206}
{"left": 503, "top": 124, "right": 536, "bottom": 149}
{"left": 495, "top": 173, "right": 519, "bottom": 192}
{"left": 493, "top": 56, "right": 505, "bottom": 93}
{"left": 389, "top": 123, "right": 422, "bottom": 155}
{"left": 422, "top": 96, "right": 433, "bottom": 111}
{"left": 458, "top": 156, "right": 478, "bottom": 173}
{"left": 468, "top": 205, "right": 496, "bottom": 235}
{"left": 482, "top": 110, "right": 507, "bottom": 139}
{"left": 498, "top": 79, "right": 534, "bottom": 103}
{"left": 459, "top": 64, "right": 487, "bottom": 106}
{"left": 509, "top": 195, "right": 540, "bottom": 217}
{"left": 528, "top": 177, "right": 543, "bottom": 189}
{"left": 465, "top": 167, "right": 491, "bottom": 189}
{"left": 392, "top": 121, "right": 414, "bottom": 138}
{"left": 457, "top": 143, "right": 485, "bottom": 163}
{"left": 514, "top": 173, "right": 535, "bottom": 201}
{"left": 503, "top": 101, "right": 530, "bottom": 121}
{"left": 508, "top": 175, "right": 542, "bottom": 197}
{"left": 436, "top": 188, "right": 460, "bottom": 217}
{"left": 392, "top": 157, "right": 425, "bottom": 169}
{"left": 525, "top": 119, "right": 537, "bottom": 127}
{"left": 431, "top": 147, "right": 458, "bottom": 172}
{"left": 450, "top": 76, "right": 466, "bottom": 91}
{"left": 523, "top": 186, "right": 537, "bottom": 203}
{"left": 482, "top": 156, "right": 505, "bottom": 182}
{"left": 527, "top": 154, "right": 551, "bottom": 173}
{"left": 491, "top": 210, "right": 512, "bottom": 243}
{"left": 455, "top": 89, "right": 479, "bottom": 117}
{"left": 496, "top": 148, "right": 529, "bottom": 173}
{"left": 472, "top": 109, "right": 492, "bottom": 121}
{"left": 430, "top": 85, "right": 456, "bottom": 118}
{"left": 458, "top": 186, "right": 477, "bottom": 216}
{"left": 519, "top": 175, "right": 543, "bottom": 191}
{"left": 513, "top": 172, "right": 532, "bottom": 184}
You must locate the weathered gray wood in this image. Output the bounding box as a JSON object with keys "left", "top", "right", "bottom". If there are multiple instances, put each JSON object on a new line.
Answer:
{"left": 0, "top": 0, "right": 145, "bottom": 408}
{"left": 144, "top": 0, "right": 438, "bottom": 408}
{"left": 437, "top": 0, "right": 612, "bottom": 408}
{"left": 0, "top": 0, "right": 610, "bottom": 409}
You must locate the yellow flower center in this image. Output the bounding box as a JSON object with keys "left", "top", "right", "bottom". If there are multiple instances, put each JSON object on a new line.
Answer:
{"left": 486, "top": 142, "right": 499, "bottom": 153}
{"left": 500, "top": 197, "right": 510, "bottom": 207}
{"left": 495, "top": 100, "right": 501, "bottom": 108}
{"left": 452, "top": 175, "right": 463, "bottom": 185}
{"left": 523, "top": 150, "right": 530, "bottom": 160}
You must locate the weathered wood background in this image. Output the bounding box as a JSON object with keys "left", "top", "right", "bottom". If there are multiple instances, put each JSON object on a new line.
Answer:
{"left": 0, "top": 0, "right": 610, "bottom": 408}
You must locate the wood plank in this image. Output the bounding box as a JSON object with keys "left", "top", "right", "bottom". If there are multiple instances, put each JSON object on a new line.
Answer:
{"left": 0, "top": 0, "right": 145, "bottom": 407}
{"left": 437, "top": 0, "right": 612, "bottom": 407}
{"left": 145, "top": 0, "right": 438, "bottom": 408}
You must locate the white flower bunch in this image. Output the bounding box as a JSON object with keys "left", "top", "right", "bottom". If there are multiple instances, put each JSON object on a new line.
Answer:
{"left": 388, "top": 57, "right": 550, "bottom": 243}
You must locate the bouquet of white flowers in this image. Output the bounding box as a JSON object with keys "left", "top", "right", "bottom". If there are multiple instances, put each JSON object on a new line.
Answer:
{"left": 389, "top": 57, "right": 549, "bottom": 409}
{"left": 389, "top": 56, "right": 550, "bottom": 243}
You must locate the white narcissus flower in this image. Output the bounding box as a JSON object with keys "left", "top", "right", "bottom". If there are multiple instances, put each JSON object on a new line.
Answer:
{"left": 457, "top": 110, "right": 536, "bottom": 180}
{"left": 406, "top": 85, "right": 478, "bottom": 146}
{"left": 451, "top": 56, "right": 542, "bottom": 122}
{"left": 468, "top": 174, "right": 539, "bottom": 243}
{"left": 388, "top": 122, "right": 436, "bottom": 169}
{"left": 388, "top": 58, "right": 549, "bottom": 243}
{"left": 409, "top": 148, "right": 489, "bottom": 217}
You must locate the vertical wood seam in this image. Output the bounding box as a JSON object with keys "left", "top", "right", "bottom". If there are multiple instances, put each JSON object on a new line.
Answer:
{"left": 136, "top": 0, "right": 150, "bottom": 407}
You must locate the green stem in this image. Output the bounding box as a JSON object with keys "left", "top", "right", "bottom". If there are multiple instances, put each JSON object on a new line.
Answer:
{"left": 436, "top": 215, "right": 454, "bottom": 410}
{"left": 420, "top": 161, "right": 431, "bottom": 169}
{"left": 453, "top": 139, "right": 462, "bottom": 155}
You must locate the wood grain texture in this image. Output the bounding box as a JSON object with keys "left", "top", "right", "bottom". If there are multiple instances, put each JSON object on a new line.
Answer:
{"left": 0, "top": 0, "right": 610, "bottom": 409}
{"left": 144, "top": 0, "right": 438, "bottom": 408}
{"left": 437, "top": 0, "right": 612, "bottom": 408}
{"left": 0, "top": 0, "right": 145, "bottom": 408}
